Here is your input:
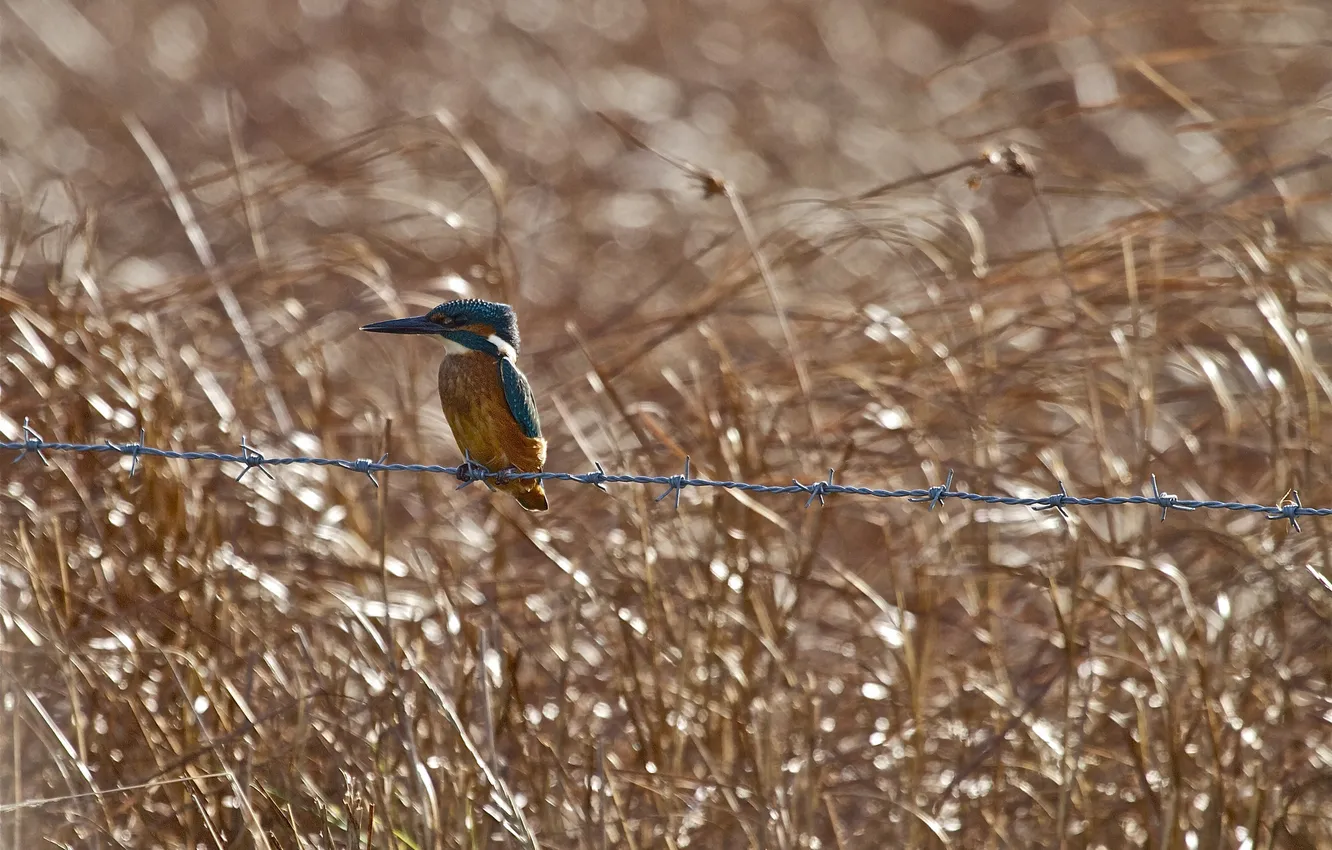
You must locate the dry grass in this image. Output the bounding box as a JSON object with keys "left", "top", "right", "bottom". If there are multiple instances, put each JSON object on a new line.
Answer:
{"left": 4, "top": 1, "right": 1332, "bottom": 847}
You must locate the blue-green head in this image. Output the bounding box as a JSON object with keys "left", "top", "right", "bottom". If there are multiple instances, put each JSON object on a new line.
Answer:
{"left": 361, "top": 298, "right": 521, "bottom": 359}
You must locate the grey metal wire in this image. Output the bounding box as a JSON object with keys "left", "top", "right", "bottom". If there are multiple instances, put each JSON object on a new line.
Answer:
{"left": 2, "top": 418, "right": 1321, "bottom": 529}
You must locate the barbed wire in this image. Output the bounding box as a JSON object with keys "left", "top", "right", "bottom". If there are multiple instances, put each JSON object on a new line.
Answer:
{"left": 2, "top": 418, "right": 1323, "bottom": 530}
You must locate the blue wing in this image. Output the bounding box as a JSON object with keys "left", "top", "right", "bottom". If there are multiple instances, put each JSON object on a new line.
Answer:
{"left": 499, "top": 358, "right": 542, "bottom": 439}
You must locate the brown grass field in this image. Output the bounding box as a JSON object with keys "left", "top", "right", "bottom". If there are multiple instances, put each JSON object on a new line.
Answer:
{"left": 4, "top": 0, "right": 1332, "bottom": 847}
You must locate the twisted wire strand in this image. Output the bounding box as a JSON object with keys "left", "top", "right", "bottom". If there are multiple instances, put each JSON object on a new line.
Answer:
{"left": 1, "top": 420, "right": 1321, "bottom": 528}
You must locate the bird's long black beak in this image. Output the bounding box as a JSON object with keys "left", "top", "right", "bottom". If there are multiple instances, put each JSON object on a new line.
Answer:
{"left": 360, "top": 315, "right": 440, "bottom": 335}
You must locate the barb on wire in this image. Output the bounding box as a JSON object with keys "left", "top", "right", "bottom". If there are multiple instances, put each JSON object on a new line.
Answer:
{"left": 13, "top": 419, "right": 48, "bottom": 466}
{"left": 584, "top": 462, "right": 609, "bottom": 493}
{"left": 794, "top": 468, "right": 836, "bottom": 508}
{"left": 655, "top": 456, "right": 691, "bottom": 510}
{"left": 1033, "top": 480, "right": 1072, "bottom": 519}
{"left": 1150, "top": 473, "right": 1193, "bottom": 522}
{"left": 235, "top": 435, "right": 276, "bottom": 482}
{"left": 455, "top": 449, "right": 485, "bottom": 490}
{"left": 1272, "top": 489, "right": 1303, "bottom": 532}
{"left": 3, "top": 432, "right": 1330, "bottom": 530}
{"left": 909, "top": 469, "right": 954, "bottom": 511}
{"left": 349, "top": 453, "right": 390, "bottom": 488}
{"left": 106, "top": 428, "right": 148, "bottom": 477}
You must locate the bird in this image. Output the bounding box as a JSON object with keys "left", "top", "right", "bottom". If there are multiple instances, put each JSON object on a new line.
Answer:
{"left": 361, "top": 298, "right": 549, "bottom": 512}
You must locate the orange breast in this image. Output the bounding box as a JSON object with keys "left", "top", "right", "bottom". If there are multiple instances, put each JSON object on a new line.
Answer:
{"left": 437, "top": 353, "right": 546, "bottom": 475}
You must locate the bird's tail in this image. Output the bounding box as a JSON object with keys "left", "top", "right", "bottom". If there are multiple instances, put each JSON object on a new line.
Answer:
{"left": 502, "top": 479, "right": 549, "bottom": 512}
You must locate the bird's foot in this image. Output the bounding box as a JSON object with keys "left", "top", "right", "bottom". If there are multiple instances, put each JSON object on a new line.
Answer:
{"left": 492, "top": 466, "right": 523, "bottom": 486}
{"left": 454, "top": 457, "right": 491, "bottom": 488}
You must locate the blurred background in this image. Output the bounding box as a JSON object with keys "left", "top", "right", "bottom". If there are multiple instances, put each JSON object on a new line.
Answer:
{"left": 3, "top": 0, "right": 1332, "bottom": 847}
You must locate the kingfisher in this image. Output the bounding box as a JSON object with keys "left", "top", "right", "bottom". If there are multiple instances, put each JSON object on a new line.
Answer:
{"left": 361, "top": 298, "right": 549, "bottom": 512}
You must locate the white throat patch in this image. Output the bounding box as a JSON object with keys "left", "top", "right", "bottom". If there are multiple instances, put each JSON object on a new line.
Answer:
{"left": 439, "top": 334, "right": 517, "bottom": 361}
{"left": 441, "top": 337, "right": 471, "bottom": 356}
{"left": 488, "top": 334, "right": 517, "bottom": 361}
